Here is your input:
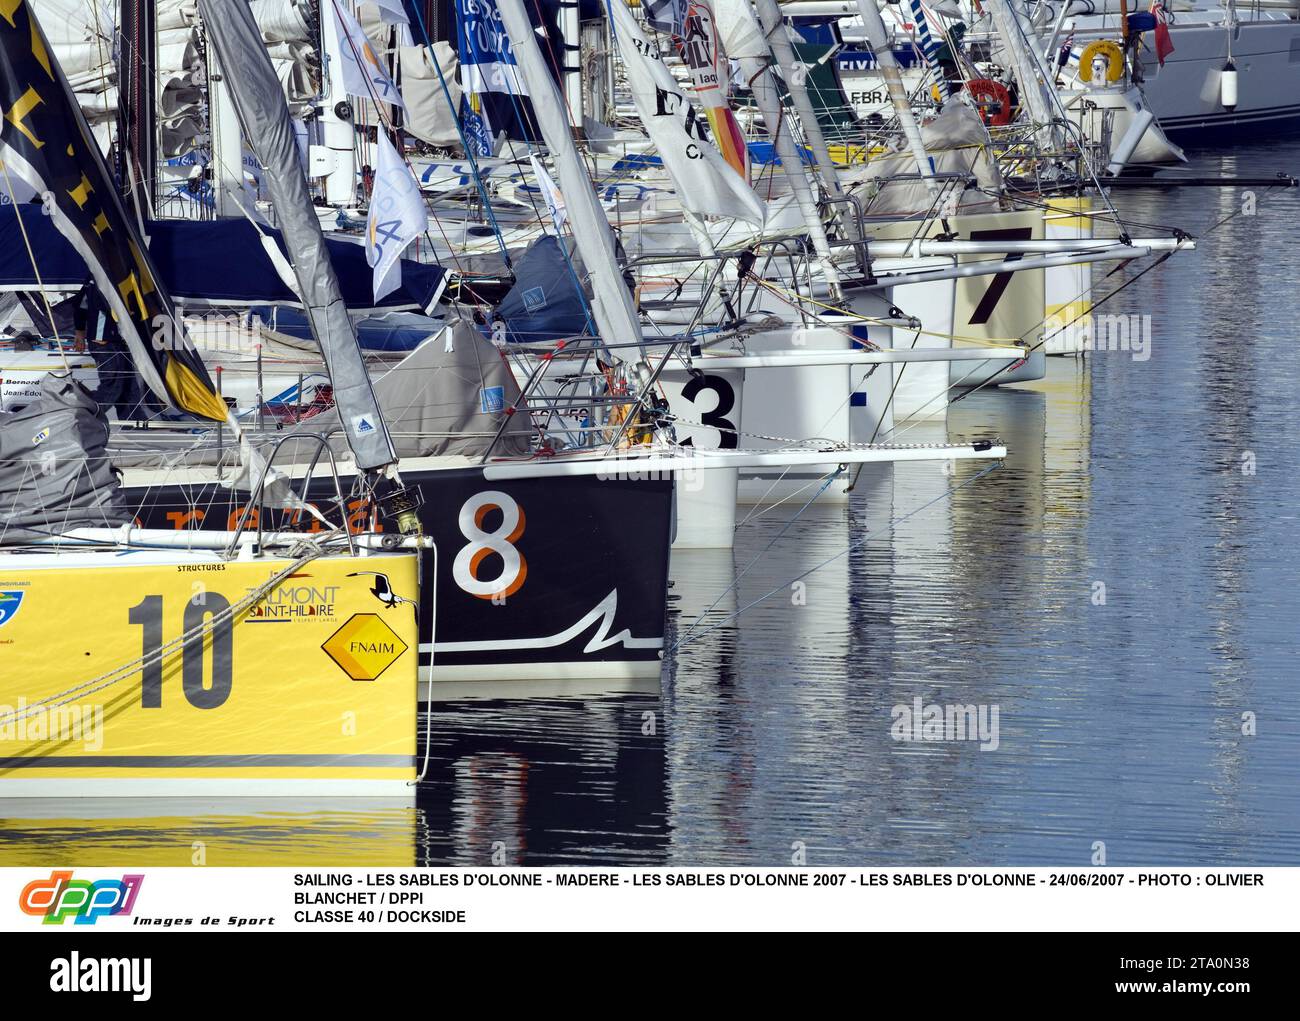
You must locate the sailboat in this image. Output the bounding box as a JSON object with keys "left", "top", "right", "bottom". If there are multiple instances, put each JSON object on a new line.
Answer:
{"left": 0, "top": 0, "right": 420, "bottom": 797}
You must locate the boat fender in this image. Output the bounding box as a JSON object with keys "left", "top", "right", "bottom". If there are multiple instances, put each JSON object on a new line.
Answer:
{"left": 1079, "top": 40, "right": 1125, "bottom": 84}
{"left": 1221, "top": 60, "right": 1238, "bottom": 112}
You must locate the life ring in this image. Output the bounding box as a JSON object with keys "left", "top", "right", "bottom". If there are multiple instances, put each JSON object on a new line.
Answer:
{"left": 1079, "top": 39, "right": 1125, "bottom": 84}
{"left": 964, "top": 78, "right": 1013, "bottom": 126}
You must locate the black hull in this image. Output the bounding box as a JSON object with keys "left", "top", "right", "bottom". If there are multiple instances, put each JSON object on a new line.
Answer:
{"left": 125, "top": 465, "right": 673, "bottom": 688}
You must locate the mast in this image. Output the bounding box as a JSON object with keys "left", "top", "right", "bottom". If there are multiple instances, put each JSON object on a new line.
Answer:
{"left": 985, "top": 0, "right": 1059, "bottom": 149}
{"left": 117, "top": 0, "right": 158, "bottom": 209}
{"left": 750, "top": 0, "right": 844, "bottom": 202}
{"left": 713, "top": 0, "right": 843, "bottom": 296}
{"left": 207, "top": 47, "right": 248, "bottom": 216}
{"left": 851, "top": 0, "right": 937, "bottom": 195}
{"left": 496, "top": 0, "right": 647, "bottom": 360}
{"left": 319, "top": 0, "right": 360, "bottom": 207}
{"left": 559, "top": 0, "right": 584, "bottom": 128}
{"left": 199, "top": 0, "right": 397, "bottom": 470}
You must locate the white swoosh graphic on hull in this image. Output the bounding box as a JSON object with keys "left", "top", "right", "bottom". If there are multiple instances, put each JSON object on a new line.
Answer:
{"left": 423, "top": 590, "right": 663, "bottom": 654}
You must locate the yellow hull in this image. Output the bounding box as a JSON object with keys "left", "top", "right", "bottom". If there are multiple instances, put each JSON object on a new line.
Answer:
{"left": 0, "top": 551, "right": 418, "bottom": 797}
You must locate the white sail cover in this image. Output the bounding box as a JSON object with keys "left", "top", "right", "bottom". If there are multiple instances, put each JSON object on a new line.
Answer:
{"left": 608, "top": 0, "right": 763, "bottom": 226}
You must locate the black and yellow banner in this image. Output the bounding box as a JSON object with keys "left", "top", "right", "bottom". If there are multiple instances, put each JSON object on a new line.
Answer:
{"left": 0, "top": 0, "right": 227, "bottom": 421}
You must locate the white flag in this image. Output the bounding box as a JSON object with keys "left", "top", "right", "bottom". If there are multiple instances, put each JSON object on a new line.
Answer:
{"left": 608, "top": 0, "right": 764, "bottom": 225}
{"left": 367, "top": 131, "right": 428, "bottom": 299}
{"left": 528, "top": 154, "right": 567, "bottom": 233}
{"left": 369, "top": 0, "right": 410, "bottom": 24}
{"left": 332, "top": 1, "right": 406, "bottom": 111}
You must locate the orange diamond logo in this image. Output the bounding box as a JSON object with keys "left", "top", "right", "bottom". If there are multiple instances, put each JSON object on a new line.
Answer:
{"left": 322, "top": 613, "right": 408, "bottom": 681}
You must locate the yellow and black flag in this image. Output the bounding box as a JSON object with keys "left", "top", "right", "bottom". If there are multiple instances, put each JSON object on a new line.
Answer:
{"left": 0, "top": 0, "right": 228, "bottom": 422}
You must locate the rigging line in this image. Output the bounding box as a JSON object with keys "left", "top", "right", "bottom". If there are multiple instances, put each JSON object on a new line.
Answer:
{"left": 670, "top": 459, "right": 1005, "bottom": 653}
{"left": 877, "top": 250, "right": 1175, "bottom": 445}
{"left": 0, "top": 162, "right": 71, "bottom": 370}
{"left": 938, "top": 170, "right": 1290, "bottom": 394}
{"left": 326, "top": 0, "right": 462, "bottom": 269}
{"left": 734, "top": 469, "right": 845, "bottom": 529}
{"left": 490, "top": 36, "right": 603, "bottom": 339}
{"left": 867, "top": 177, "right": 1252, "bottom": 445}
{"left": 673, "top": 465, "right": 847, "bottom": 647}
{"left": 409, "top": 0, "right": 512, "bottom": 267}
{"left": 972, "top": 182, "right": 1182, "bottom": 237}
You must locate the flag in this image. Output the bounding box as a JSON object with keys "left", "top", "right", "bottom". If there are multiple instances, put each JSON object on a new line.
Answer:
{"left": 454, "top": 0, "right": 553, "bottom": 143}
{"left": 462, "top": 95, "right": 495, "bottom": 157}
{"left": 331, "top": 0, "right": 406, "bottom": 111}
{"left": 528, "top": 154, "right": 566, "bottom": 233}
{"left": 642, "top": 0, "right": 688, "bottom": 36}
{"left": 370, "top": 0, "right": 410, "bottom": 24}
{"left": 1152, "top": 2, "right": 1174, "bottom": 66}
{"left": 366, "top": 131, "right": 428, "bottom": 300}
{"left": 0, "top": 0, "right": 227, "bottom": 421}
{"left": 673, "top": 0, "right": 749, "bottom": 180}
{"left": 607, "top": 0, "right": 763, "bottom": 225}
{"left": 906, "top": 0, "right": 948, "bottom": 98}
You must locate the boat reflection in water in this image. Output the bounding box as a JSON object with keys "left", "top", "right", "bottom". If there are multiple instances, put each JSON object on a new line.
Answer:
{"left": 414, "top": 682, "right": 668, "bottom": 866}
{"left": 0, "top": 679, "right": 668, "bottom": 867}
{"left": 0, "top": 799, "right": 420, "bottom": 867}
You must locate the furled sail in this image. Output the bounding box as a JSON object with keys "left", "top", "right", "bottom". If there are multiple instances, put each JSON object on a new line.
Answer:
{"left": 198, "top": 0, "right": 397, "bottom": 471}
{"left": 0, "top": 0, "right": 228, "bottom": 422}
{"left": 607, "top": 0, "right": 763, "bottom": 226}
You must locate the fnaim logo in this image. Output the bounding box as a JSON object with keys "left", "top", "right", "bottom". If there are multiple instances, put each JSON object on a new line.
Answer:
{"left": 19, "top": 870, "right": 144, "bottom": 925}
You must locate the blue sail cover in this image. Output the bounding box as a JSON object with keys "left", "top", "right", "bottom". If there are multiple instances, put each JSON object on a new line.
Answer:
{"left": 0, "top": 209, "right": 446, "bottom": 313}
{"left": 495, "top": 236, "right": 590, "bottom": 344}
{"left": 249, "top": 307, "right": 440, "bottom": 353}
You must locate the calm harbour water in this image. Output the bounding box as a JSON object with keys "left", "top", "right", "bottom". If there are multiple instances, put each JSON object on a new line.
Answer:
{"left": 3, "top": 139, "right": 1298, "bottom": 867}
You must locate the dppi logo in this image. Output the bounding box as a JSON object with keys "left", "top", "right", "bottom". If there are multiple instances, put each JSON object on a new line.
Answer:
{"left": 19, "top": 871, "right": 144, "bottom": 925}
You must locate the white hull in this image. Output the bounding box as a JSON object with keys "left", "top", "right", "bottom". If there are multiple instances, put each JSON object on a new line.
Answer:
{"left": 1066, "top": 15, "right": 1300, "bottom": 133}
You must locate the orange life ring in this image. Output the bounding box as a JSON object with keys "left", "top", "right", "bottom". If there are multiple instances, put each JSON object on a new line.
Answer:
{"left": 964, "top": 78, "right": 1013, "bottom": 126}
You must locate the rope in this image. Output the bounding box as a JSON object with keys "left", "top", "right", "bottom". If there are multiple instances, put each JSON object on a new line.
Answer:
{"left": 0, "top": 161, "right": 71, "bottom": 370}
{"left": 0, "top": 542, "right": 330, "bottom": 727}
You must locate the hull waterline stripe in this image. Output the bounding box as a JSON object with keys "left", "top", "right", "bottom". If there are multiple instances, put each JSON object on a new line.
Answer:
{"left": 0, "top": 755, "right": 415, "bottom": 768}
